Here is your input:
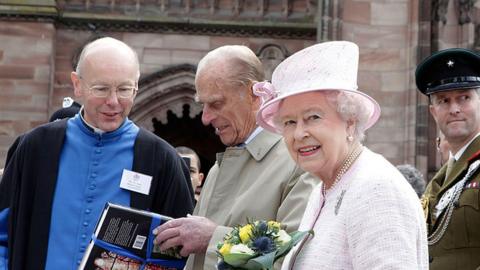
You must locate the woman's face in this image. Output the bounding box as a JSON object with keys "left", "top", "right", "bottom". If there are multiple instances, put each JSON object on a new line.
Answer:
{"left": 276, "top": 92, "right": 351, "bottom": 180}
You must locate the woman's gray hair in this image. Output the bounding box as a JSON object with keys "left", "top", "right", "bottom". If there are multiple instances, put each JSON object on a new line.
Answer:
{"left": 324, "top": 90, "right": 371, "bottom": 142}
{"left": 396, "top": 164, "right": 426, "bottom": 197}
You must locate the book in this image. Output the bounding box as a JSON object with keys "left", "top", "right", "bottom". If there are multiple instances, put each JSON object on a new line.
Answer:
{"left": 79, "top": 203, "right": 186, "bottom": 270}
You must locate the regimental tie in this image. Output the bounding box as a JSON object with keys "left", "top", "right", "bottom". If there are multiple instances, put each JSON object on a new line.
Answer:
{"left": 445, "top": 157, "right": 455, "bottom": 180}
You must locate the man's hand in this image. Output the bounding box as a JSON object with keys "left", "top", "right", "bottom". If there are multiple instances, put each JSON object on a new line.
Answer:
{"left": 152, "top": 215, "right": 217, "bottom": 257}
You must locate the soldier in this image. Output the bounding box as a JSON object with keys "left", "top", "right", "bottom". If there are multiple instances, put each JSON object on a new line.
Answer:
{"left": 416, "top": 48, "right": 480, "bottom": 270}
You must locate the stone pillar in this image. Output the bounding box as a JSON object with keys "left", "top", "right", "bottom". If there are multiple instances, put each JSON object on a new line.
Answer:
{"left": 317, "top": 0, "right": 342, "bottom": 42}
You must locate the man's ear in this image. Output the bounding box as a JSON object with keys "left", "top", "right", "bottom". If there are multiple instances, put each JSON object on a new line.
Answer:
{"left": 132, "top": 86, "right": 138, "bottom": 100}
{"left": 252, "top": 92, "right": 261, "bottom": 106}
{"left": 249, "top": 82, "right": 262, "bottom": 107}
{"left": 71, "top": 72, "right": 83, "bottom": 98}
{"left": 429, "top": 104, "right": 438, "bottom": 122}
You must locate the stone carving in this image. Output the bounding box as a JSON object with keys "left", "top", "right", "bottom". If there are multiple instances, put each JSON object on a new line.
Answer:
{"left": 130, "top": 64, "right": 200, "bottom": 130}
{"left": 458, "top": 0, "right": 476, "bottom": 24}
{"left": 432, "top": 0, "right": 450, "bottom": 24}
{"left": 257, "top": 44, "right": 288, "bottom": 80}
{"left": 432, "top": 0, "right": 477, "bottom": 25}
{"left": 1, "top": 0, "right": 316, "bottom": 39}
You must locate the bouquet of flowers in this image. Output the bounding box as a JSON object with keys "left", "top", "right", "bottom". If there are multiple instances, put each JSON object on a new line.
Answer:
{"left": 216, "top": 220, "right": 312, "bottom": 270}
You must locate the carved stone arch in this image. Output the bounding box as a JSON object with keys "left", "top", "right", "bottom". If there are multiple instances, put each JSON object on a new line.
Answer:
{"left": 131, "top": 64, "right": 224, "bottom": 175}
{"left": 257, "top": 44, "right": 289, "bottom": 80}
{"left": 130, "top": 64, "right": 201, "bottom": 131}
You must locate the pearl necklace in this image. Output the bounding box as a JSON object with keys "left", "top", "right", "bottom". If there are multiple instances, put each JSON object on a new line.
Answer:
{"left": 322, "top": 145, "right": 363, "bottom": 196}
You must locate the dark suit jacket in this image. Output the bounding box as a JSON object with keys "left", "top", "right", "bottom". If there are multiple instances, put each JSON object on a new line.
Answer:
{"left": 4, "top": 133, "right": 24, "bottom": 169}
{"left": 0, "top": 119, "right": 194, "bottom": 269}
{"left": 423, "top": 136, "right": 480, "bottom": 270}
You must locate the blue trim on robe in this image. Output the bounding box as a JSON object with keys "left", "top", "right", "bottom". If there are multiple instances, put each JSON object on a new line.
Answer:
{"left": 0, "top": 208, "right": 9, "bottom": 269}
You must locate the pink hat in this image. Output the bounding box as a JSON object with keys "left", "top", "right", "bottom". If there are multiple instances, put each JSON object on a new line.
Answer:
{"left": 254, "top": 41, "right": 381, "bottom": 133}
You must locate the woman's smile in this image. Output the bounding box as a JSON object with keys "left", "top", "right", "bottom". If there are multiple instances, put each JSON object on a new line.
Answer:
{"left": 297, "top": 145, "right": 321, "bottom": 156}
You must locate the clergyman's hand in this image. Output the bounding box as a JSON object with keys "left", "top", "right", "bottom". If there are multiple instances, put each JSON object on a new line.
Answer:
{"left": 152, "top": 215, "right": 217, "bottom": 257}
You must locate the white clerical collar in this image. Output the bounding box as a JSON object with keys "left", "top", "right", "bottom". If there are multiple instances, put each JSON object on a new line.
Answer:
{"left": 244, "top": 127, "right": 263, "bottom": 145}
{"left": 79, "top": 107, "right": 106, "bottom": 134}
{"left": 452, "top": 132, "right": 480, "bottom": 161}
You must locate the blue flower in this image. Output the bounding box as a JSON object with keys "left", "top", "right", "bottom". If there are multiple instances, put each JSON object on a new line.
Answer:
{"left": 257, "top": 221, "right": 268, "bottom": 234}
{"left": 252, "top": 236, "right": 276, "bottom": 255}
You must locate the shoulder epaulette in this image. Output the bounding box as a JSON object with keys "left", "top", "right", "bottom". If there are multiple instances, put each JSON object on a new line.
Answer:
{"left": 467, "top": 149, "right": 480, "bottom": 162}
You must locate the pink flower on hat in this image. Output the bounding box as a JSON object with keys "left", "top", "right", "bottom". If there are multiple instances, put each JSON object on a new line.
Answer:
{"left": 253, "top": 81, "right": 278, "bottom": 104}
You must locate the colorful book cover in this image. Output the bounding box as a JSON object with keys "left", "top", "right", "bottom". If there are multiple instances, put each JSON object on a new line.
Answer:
{"left": 79, "top": 203, "right": 186, "bottom": 270}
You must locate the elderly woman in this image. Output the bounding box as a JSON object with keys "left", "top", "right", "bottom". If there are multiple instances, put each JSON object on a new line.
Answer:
{"left": 254, "top": 41, "right": 428, "bottom": 269}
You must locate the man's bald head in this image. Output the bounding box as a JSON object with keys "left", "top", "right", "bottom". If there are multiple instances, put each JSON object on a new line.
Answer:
{"left": 194, "top": 45, "right": 264, "bottom": 146}
{"left": 70, "top": 37, "right": 140, "bottom": 132}
{"left": 196, "top": 45, "right": 264, "bottom": 88}
{"left": 76, "top": 37, "right": 140, "bottom": 79}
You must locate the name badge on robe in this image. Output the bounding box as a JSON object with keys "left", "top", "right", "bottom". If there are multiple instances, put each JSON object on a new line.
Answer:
{"left": 120, "top": 169, "right": 152, "bottom": 195}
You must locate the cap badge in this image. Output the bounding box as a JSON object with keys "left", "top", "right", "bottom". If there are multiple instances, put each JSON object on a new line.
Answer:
{"left": 62, "top": 97, "right": 75, "bottom": 108}
{"left": 447, "top": 60, "right": 455, "bottom": 68}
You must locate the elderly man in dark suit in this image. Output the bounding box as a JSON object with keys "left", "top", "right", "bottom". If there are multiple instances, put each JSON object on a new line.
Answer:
{"left": 417, "top": 48, "right": 480, "bottom": 270}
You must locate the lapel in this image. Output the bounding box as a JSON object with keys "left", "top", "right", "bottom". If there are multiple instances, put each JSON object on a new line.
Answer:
{"left": 28, "top": 119, "right": 67, "bottom": 270}
{"left": 131, "top": 128, "right": 156, "bottom": 211}
{"left": 430, "top": 165, "right": 447, "bottom": 195}
{"left": 428, "top": 165, "right": 449, "bottom": 226}
{"left": 245, "top": 129, "right": 282, "bottom": 161}
{"left": 204, "top": 130, "right": 282, "bottom": 218}
{"left": 216, "top": 129, "right": 282, "bottom": 166}
{"left": 439, "top": 136, "right": 480, "bottom": 195}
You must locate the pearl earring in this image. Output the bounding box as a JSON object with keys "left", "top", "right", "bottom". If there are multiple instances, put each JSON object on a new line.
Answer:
{"left": 347, "top": 135, "right": 353, "bottom": 142}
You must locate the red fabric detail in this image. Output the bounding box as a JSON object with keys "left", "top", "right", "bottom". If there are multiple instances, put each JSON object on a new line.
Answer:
{"left": 467, "top": 149, "right": 480, "bottom": 162}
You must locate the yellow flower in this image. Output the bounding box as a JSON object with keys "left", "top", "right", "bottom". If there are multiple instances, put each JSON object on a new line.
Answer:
{"left": 219, "top": 243, "right": 232, "bottom": 256}
{"left": 268, "top": 221, "right": 281, "bottom": 230}
{"left": 239, "top": 224, "right": 253, "bottom": 243}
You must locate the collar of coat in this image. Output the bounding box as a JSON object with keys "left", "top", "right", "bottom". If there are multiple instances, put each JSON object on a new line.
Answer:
{"left": 216, "top": 130, "right": 282, "bottom": 165}
{"left": 434, "top": 135, "right": 480, "bottom": 195}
